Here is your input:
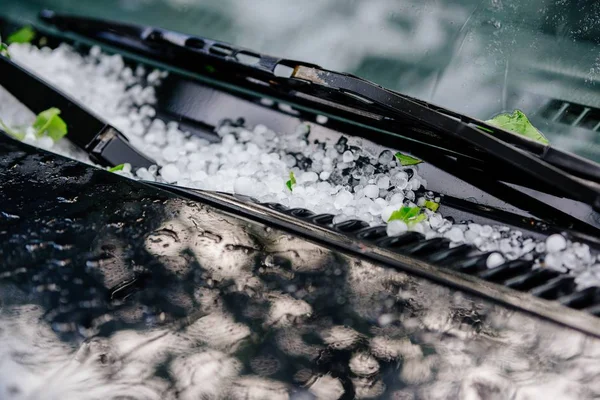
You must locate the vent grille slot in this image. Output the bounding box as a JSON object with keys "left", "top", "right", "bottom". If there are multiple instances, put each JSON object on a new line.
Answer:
{"left": 356, "top": 226, "right": 388, "bottom": 241}
{"left": 477, "top": 259, "right": 533, "bottom": 282}
{"left": 254, "top": 198, "right": 600, "bottom": 318}
{"left": 334, "top": 219, "right": 370, "bottom": 233}
{"left": 289, "top": 208, "right": 315, "bottom": 219}
{"left": 539, "top": 99, "right": 600, "bottom": 131}
{"left": 559, "top": 287, "right": 600, "bottom": 310}
{"left": 530, "top": 277, "right": 576, "bottom": 300}
{"left": 504, "top": 269, "right": 560, "bottom": 291}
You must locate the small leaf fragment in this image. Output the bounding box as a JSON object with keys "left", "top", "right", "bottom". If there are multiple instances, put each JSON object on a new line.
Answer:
{"left": 0, "top": 118, "right": 24, "bottom": 140}
{"left": 33, "top": 108, "right": 68, "bottom": 141}
{"left": 388, "top": 206, "right": 425, "bottom": 226}
{"left": 411, "top": 213, "right": 427, "bottom": 224}
{"left": 476, "top": 125, "right": 493, "bottom": 133}
{"left": 285, "top": 171, "right": 296, "bottom": 191}
{"left": 395, "top": 152, "right": 422, "bottom": 166}
{"left": 108, "top": 164, "right": 125, "bottom": 172}
{"left": 7, "top": 26, "right": 36, "bottom": 44}
{"left": 485, "top": 110, "right": 549, "bottom": 145}
{"left": 0, "top": 36, "right": 9, "bottom": 58}
{"left": 424, "top": 200, "right": 439, "bottom": 212}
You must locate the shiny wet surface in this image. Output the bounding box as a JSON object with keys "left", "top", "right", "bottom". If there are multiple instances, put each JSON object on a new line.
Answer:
{"left": 1, "top": 136, "right": 600, "bottom": 399}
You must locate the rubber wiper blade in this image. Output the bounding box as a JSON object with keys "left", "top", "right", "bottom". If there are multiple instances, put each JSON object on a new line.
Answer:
{"left": 0, "top": 55, "right": 154, "bottom": 170}
{"left": 291, "top": 65, "right": 600, "bottom": 202}
{"left": 38, "top": 11, "right": 600, "bottom": 211}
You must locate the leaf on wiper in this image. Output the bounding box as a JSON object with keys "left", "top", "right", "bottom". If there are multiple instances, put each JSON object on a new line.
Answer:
{"left": 7, "top": 26, "right": 36, "bottom": 44}
{"left": 108, "top": 164, "right": 125, "bottom": 173}
{"left": 476, "top": 125, "right": 493, "bottom": 133}
{"left": 424, "top": 200, "right": 439, "bottom": 212}
{"left": 285, "top": 171, "right": 296, "bottom": 191}
{"left": 412, "top": 214, "right": 427, "bottom": 224}
{"left": 485, "top": 110, "right": 549, "bottom": 145}
{"left": 388, "top": 206, "right": 426, "bottom": 225}
{"left": 33, "top": 108, "right": 68, "bottom": 141}
{"left": 395, "top": 152, "right": 422, "bottom": 166}
{"left": 0, "top": 36, "right": 9, "bottom": 58}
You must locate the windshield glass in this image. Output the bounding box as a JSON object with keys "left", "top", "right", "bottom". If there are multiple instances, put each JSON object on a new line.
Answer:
{"left": 4, "top": 0, "right": 600, "bottom": 161}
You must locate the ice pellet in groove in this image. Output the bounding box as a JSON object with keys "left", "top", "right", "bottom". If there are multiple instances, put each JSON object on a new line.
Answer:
{"left": 486, "top": 253, "right": 505, "bottom": 269}
{"left": 445, "top": 227, "right": 464, "bottom": 243}
{"left": 387, "top": 220, "right": 408, "bottom": 236}
{"left": 160, "top": 164, "right": 180, "bottom": 183}
{"left": 342, "top": 150, "right": 354, "bottom": 163}
{"left": 546, "top": 234, "right": 567, "bottom": 253}
{"left": 364, "top": 185, "right": 379, "bottom": 199}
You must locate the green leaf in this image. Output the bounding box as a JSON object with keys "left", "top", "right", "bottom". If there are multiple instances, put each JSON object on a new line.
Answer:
{"left": 424, "top": 200, "right": 439, "bottom": 212}
{"left": 485, "top": 110, "right": 549, "bottom": 145}
{"left": 33, "top": 108, "right": 68, "bottom": 141}
{"left": 395, "top": 152, "right": 422, "bottom": 166}
{"left": 0, "top": 118, "right": 24, "bottom": 140}
{"left": 411, "top": 213, "right": 427, "bottom": 224}
{"left": 0, "top": 36, "right": 9, "bottom": 58}
{"left": 388, "top": 206, "right": 425, "bottom": 226}
{"left": 7, "top": 26, "right": 35, "bottom": 44}
{"left": 108, "top": 164, "right": 125, "bottom": 172}
{"left": 285, "top": 171, "right": 296, "bottom": 191}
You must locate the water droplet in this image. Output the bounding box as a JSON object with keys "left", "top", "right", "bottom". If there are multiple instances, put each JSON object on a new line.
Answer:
{"left": 1, "top": 211, "right": 20, "bottom": 220}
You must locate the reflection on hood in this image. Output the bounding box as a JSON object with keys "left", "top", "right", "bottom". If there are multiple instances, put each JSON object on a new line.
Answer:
{"left": 1, "top": 193, "right": 600, "bottom": 400}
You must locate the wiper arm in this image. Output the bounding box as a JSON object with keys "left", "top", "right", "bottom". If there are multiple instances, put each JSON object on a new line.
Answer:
{"left": 38, "top": 10, "right": 600, "bottom": 212}
{"left": 0, "top": 55, "right": 155, "bottom": 170}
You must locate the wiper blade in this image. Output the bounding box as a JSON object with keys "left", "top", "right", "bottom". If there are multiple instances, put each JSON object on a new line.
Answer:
{"left": 0, "top": 55, "right": 154, "bottom": 170}
{"left": 38, "top": 10, "right": 600, "bottom": 211}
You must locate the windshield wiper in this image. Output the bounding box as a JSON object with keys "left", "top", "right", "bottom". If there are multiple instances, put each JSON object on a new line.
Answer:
{"left": 37, "top": 10, "right": 600, "bottom": 213}
{"left": 0, "top": 55, "right": 154, "bottom": 170}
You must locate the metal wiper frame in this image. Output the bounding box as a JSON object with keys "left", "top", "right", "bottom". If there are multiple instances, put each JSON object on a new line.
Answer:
{"left": 0, "top": 55, "right": 155, "bottom": 170}
{"left": 36, "top": 10, "right": 600, "bottom": 213}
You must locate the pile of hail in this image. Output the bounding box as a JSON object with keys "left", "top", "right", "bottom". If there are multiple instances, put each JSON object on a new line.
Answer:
{"left": 1, "top": 41, "right": 598, "bottom": 290}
